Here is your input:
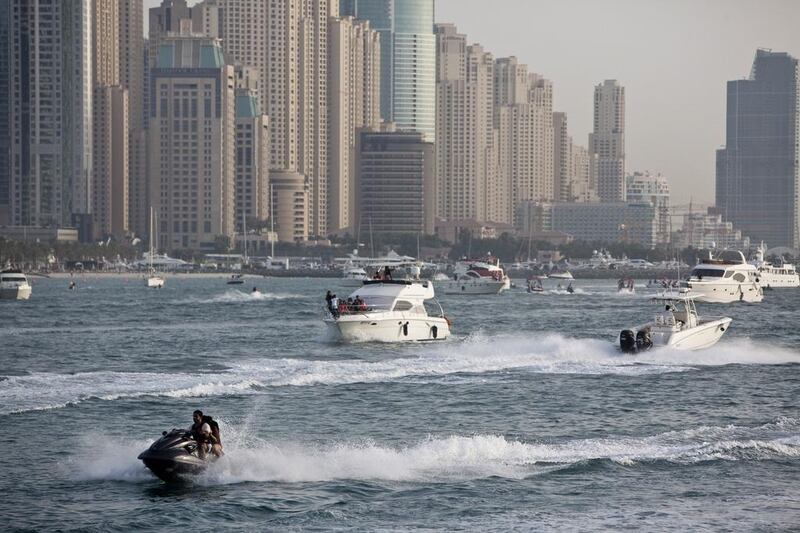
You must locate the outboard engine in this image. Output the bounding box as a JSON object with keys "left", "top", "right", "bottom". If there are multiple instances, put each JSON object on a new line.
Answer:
{"left": 636, "top": 329, "right": 653, "bottom": 351}
{"left": 619, "top": 329, "right": 637, "bottom": 353}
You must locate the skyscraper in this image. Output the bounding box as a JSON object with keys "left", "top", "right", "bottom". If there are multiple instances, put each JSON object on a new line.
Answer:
{"left": 552, "top": 112, "right": 570, "bottom": 203}
{"left": 8, "top": 0, "right": 92, "bottom": 228}
{"left": 147, "top": 32, "right": 235, "bottom": 251}
{"left": 328, "top": 16, "right": 381, "bottom": 232}
{"left": 434, "top": 24, "right": 497, "bottom": 223}
{"left": 589, "top": 79, "right": 625, "bottom": 202}
{"left": 716, "top": 49, "right": 800, "bottom": 248}
{"left": 341, "top": 0, "right": 436, "bottom": 141}
{"left": 0, "top": 0, "right": 11, "bottom": 224}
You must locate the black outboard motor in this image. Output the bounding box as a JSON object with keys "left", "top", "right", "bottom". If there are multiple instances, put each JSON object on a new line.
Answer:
{"left": 138, "top": 429, "right": 213, "bottom": 482}
{"left": 619, "top": 329, "right": 637, "bottom": 353}
{"left": 636, "top": 329, "right": 653, "bottom": 351}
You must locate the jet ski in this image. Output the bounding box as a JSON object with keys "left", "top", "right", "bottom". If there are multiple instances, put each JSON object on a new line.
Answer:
{"left": 138, "top": 429, "right": 216, "bottom": 482}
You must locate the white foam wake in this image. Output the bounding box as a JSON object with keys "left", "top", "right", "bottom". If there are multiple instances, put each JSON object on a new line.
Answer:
{"left": 3, "top": 334, "right": 799, "bottom": 414}
{"left": 73, "top": 418, "right": 800, "bottom": 485}
{"left": 173, "top": 289, "right": 301, "bottom": 305}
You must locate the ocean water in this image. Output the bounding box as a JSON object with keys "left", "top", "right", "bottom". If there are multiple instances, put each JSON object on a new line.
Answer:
{"left": 1, "top": 276, "right": 799, "bottom": 531}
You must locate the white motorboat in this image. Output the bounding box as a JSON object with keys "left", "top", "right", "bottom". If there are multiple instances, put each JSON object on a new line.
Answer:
{"left": 341, "top": 265, "right": 370, "bottom": 286}
{"left": 617, "top": 278, "right": 636, "bottom": 294}
{"left": 682, "top": 250, "right": 763, "bottom": 303}
{"left": 618, "top": 294, "right": 731, "bottom": 352}
{"left": 145, "top": 207, "right": 165, "bottom": 289}
{"left": 750, "top": 243, "right": 799, "bottom": 289}
{"left": 442, "top": 257, "right": 508, "bottom": 295}
{"left": 324, "top": 279, "right": 451, "bottom": 342}
{"left": 0, "top": 269, "right": 32, "bottom": 300}
{"left": 526, "top": 277, "right": 545, "bottom": 293}
{"left": 549, "top": 271, "right": 574, "bottom": 280}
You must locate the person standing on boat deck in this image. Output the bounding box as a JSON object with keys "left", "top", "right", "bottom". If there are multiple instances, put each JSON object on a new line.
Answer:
{"left": 330, "top": 294, "right": 339, "bottom": 317}
{"left": 325, "top": 290, "right": 333, "bottom": 311}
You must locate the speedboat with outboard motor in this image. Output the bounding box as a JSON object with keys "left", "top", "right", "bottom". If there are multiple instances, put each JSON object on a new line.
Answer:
{"left": 138, "top": 429, "right": 217, "bottom": 482}
{"left": 618, "top": 294, "right": 731, "bottom": 352}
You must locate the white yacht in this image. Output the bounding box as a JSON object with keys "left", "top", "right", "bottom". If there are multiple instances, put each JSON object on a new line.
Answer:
{"left": 441, "top": 257, "right": 508, "bottom": 295}
{"left": 324, "top": 280, "right": 451, "bottom": 342}
{"left": 618, "top": 294, "right": 732, "bottom": 352}
{"left": 227, "top": 274, "right": 245, "bottom": 285}
{"left": 750, "top": 243, "right": 799, "bottom": 289}
{"left": 682, "top": 250, "right": 763, "bottom": 303}
{"left": 549, "top": 270, "right": 574, "bottom": 280}
{"left": 0, "top": 269, "right": 32, "bottom": 300}
{"left": 341, "top": 265, "right": 370, "bottom": 286}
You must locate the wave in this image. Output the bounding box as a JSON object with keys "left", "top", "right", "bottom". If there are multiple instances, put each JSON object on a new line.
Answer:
{"left": 73, "top": 418, "right": 800, "bottom": 485}
{"left": 172, "top": 289, "right": 302, "bottom": 305}
{"left": 4, "top": 334, "right": 799, "bottom": 414}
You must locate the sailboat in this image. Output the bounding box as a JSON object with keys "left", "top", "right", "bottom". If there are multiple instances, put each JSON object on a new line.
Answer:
{"left": 145, "top": 207, "right": 165, "bottom": 288}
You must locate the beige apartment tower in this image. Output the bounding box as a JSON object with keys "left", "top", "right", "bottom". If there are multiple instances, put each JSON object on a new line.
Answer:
{"left": 435, "top": 24, "right": 499, "bottom": 224}
{"left": 147, "top": 33, "right": 235, "bottom": 251}
{"left": 589, "top": 79, "right": 626, "bottom": 202}
{"left": 328, "top": 16, "right": 381, "bottom": 233}
{"left": 234, "top": 82, "right": 270, "bottom": 233}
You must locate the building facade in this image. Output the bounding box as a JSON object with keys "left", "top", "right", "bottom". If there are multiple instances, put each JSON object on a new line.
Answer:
{"left": 234, "top": 85, "right": 270, "bottom": 234}
{"left": 356, "top": 128, "right": 435, "bottom": 235}
{"left": 0, "top": 0, "right": 10, "bottom": 224}
{"left": 147, "top": 33, "right": 235, "bottom": 251}
{"left": 716, "top": 49, "right": 800, "bottom": 248}
{"left": 627, "top": 171, "right": 670, "bottom": 245}
{"left": 589, "top": 79, "right": 625, "bottom": 202}
{"left": 673, "top": 210, "right": 751, "bottom": 251}
{"left": 435, "top": 24, "right": 498, "bottom": 224}
{"left": 328, "top": 16, "right": 381, "bottom": 233}
{"left": 341, "top": 0, "right": 436, "bottom": 141}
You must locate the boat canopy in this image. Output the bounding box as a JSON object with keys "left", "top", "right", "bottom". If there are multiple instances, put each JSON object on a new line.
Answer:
{"left": 349, "top": 280, "right": 435, "bottom": 305}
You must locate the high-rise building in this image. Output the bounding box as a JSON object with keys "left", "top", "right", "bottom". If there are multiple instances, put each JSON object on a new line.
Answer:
{"left": 589, "top": 79, "right": 625, "bottom": 202}
{"left": 0, "top": 0, "right": 11, "bottom": 224}
{"left": 341, "top": 0, "right": 436, "bottom": 141}
{"left": 92, "top": 0, "right": 130, "bottom": 239}
{"left": 569, "top": 144, "right": 597, "bottom": 203}
{"left": 435, "top": 24, "right": 498, "bottom": 224}
{"left": 328, "top": 16, "right": 381, "bottom": 233}
{"left": 495, "top": 57, "right": 554, "bottom": 225}
{"left": 356, "top": 126, "right": 435, "bottom": 234}
{"left": 234, "top": 66, "right": 270, "bottom": 234}
{"left": 147, "top": 32, "right": 235, "bottom": 251}
{"left": 716, "top": 49, "right": 800, "bottom": 248}
{"left": 8, "top": 0, "right": 93, "bottom": 228}
{"left": 553, "top": 112, "right": 570, "bottom": 202}
{"left": 627, "top": 171, "right": 670, "bottom": 245}
{"left": 119, "top": 0, "right": 147, "bottom": 239}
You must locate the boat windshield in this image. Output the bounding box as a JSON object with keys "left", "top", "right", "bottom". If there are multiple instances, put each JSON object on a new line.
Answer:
{"left": 1, "top": 276, "right": 26, "bottom": 282}
{"left": 691, "top": 268, "right": 724, "bottom": 278}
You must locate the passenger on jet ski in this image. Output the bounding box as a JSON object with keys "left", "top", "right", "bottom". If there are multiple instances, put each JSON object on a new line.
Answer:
{"left": 190, "top": 410, "right": 223, "bottom": 458}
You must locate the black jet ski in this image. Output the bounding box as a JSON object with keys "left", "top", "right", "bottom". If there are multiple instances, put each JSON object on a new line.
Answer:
{"left": 138, "top": 429, "right": 216, "bottom": 482}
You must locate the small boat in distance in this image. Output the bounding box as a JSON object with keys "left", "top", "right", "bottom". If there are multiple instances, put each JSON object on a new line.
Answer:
{"left": 617, "top": 278, "right": 635, "bottom": 294}
{"left": 341, "top": 265, "right": 370, "bottom": 286}
{"left": 227, "top": 274, "right": 245, "bottom": 285}
{"left": 0, "top": 269, "right": 32, "bottom": 300}
{"left": 549, "top": 270, "right": 574, "bottom": 280}
{"left": 750, "top": 242, "right": 799, "bottom": 289}
{"left": 618, "top": 294, "right": 731, "bottom": 352}
{"left": 442, "top": 256, "right": 508, "bottom": 295}
{"left": 145, "top": 207, "right": 165, "bottom": 289}
{"left": 324, "top": 279, "right": 450, "bottom": 342}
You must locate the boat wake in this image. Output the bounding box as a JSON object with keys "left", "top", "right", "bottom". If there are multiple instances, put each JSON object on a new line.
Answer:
{"left": 3, "top": 334, "right": 799, "bottom": 414}
{"left": 73, "top": 418, "right": 800, "bottom": 485}
{"left": 174, "top": 289, "right": 301, "bottom": 304}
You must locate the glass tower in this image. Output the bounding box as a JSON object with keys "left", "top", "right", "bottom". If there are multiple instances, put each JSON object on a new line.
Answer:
{"left": 341, "top": 0, "right": 436, "bottom": 141}
{"left": 716, "top": 49, "right": 800, "bottom": 248}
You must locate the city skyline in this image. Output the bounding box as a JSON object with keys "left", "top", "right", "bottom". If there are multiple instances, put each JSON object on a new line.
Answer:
{"left": 141, "top": 0, "right": 800, "bottom": 206}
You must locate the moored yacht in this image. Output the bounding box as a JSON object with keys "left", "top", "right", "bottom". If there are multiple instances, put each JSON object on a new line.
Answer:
{"left": 341, "top": 265, "right": 370, "bottom": 286}
{"left": 324, "top": 279, "right": 450, "bottom": 342}
{"left": 618, "top": 294, "right": 732, "bottom": 352}
{"left": 750, "top": 243, "right": 799, "bottom": 289}
{"left": 682, "top": 250, "right": 763, "bottom": 303}
{"left": 0, "top": 269, "right": 32, "bottom": 300}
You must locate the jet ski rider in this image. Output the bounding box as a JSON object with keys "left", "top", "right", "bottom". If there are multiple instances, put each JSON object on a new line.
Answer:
{"left": 190, "top": 410, "right": 223, "bottom": 459}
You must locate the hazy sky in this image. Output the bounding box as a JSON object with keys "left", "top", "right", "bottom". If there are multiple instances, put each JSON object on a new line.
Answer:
{"left": 144, "top": 0, "right": 800, "bottom": 205}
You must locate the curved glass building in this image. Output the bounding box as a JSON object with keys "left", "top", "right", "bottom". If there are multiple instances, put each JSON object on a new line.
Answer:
{"left": 341, "top": 0, "right": 436, "bottom": 142}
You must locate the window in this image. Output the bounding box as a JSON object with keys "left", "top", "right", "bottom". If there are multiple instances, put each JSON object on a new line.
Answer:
{"left": 393, "top": 300, "right": 413, "bottom": 311}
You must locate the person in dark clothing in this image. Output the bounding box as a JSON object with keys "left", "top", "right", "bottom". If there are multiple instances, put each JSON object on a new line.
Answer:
{"left": 190, "top": 410, "right": 222, "bottom": 459}
{"left": 383, "top": 266, "right": 393, "bottom": 280}
{"left": 325, "top": 290, "right": 334, "bottom": 312}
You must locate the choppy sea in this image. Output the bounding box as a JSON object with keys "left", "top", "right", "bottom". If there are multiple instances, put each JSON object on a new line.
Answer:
{"left": 1, "top": 276, "right": 799, "bottom": 531}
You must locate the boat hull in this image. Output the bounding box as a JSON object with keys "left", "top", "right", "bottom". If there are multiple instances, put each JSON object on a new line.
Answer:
{"left": 441, "top": 279, "right": 505, "bottom": 295}
{"left": 0, "top": 285, "right": 32, "bottom": 300}
{"left": 623, "top": 317, "right": 732, "bottom": 351}
{"left": 325, "top": 315, "right": 450, "bottom": 342}
{"left": 756, "top": 273, "right": 800, "bottom": 288}
{"left": 146, "top": 276, "right": 165, "bottom": 288}
{"left": 684, "top": 281, "right": 762, "bottom": 303}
